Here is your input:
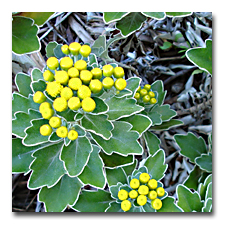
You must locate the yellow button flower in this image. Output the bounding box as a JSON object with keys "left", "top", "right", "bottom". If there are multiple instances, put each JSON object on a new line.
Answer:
{"left": 129, "top": 178, "right": 140, "bottom": 189}
{"left": 113, "top": 66, "right": 124, "bottom": 78}
{"left": 33, "top": 91, "right": 46, "bottom": 104}
{"left": 74, "top": 59, "right": 87, "bottom": 71}
{"left": 137, "top": 195, "right": 147, "bottom": 206}
{"left": 56, "top": 126, "right": 68, "bottom": 138}
{"left": 69, "top": 42, "right": 81, "bottom": 55}
{"left": 68, "top": 97, "right": 81, "bottom": 111}
{"left": 151, "top": 198, "right": 162, "bottom": 210}
{"left": 129, "top": 190, "right": 138, "bottom": 199}
{"left": 148, "top": 190, "right": 157, "bottom": 200}
{"left": 53, "top": 97, "right": 67, "bottom": 112}
{"left": 60, "top": 56, "right": 73, "bottom": 71}
{"left": 60, "top": 87, "right": 73, "bottom": 100}
{"left": 39, "top": 102, "right": 52, "bottom": 114}
{"left": 40, "top": 124, "right": 52, "bottom": 136}
{"left": 77, "top": 85, "right": 91, "bottom": 99}
{"left": 144, "top": 84, "right": 151, "bottom": 91}
{"left": 134, "top": 92, "right": 140, "bottom": 100}
{"left": 49, "top": 116, "right": 61, "bottom": 128}
{"left": 46, "top": 57, "right": 59, "bottom": 70}
{"left": 91, "top": 68, "right": 102, "bottom": 79}
{"left": 118, "top": 189, "right": 128, "bottom": 201}
{"left": 150, "top": 98, "right": 157, "bottom": 104}
{"left": 68, "top": 67, "right": 79, "bottom": 78}
{"left": 55, "top": 70, "right": 69, "bottom": 85}
{"left": 148, "top": 91, "right": 155, "bottom": 98}
{"left": 114, "top": 78, "right": 127, "bottom": 91}
{"left": 121, "top": 200, "right": 132, "bottom": 212}
{"left": 147, "top": 179, "right": 158, "bottom": 189}
{"left": 68, "top": 78, "right": 82, "bottom": 91}
{"left": 80, "top": 70, "right": 93, "bottom": 84}
{"left": 138, "top": 185, "right": 149, "bottom": 195}
{"left": 79, "top": 44, "right": 91, "bottom": 57}
{"left": 41, "top": 108, "right": 54, "bottom": 120}
{"left": 43, "top": 70, "right": 54, "bottom": 82}
{"left": 143, "top": 95, "right": 151, "bottom": 103}
{"left": 61, "top": 44, "right": 70, "bottom": 55}
{"left": 102, "top": 77, "right": 114, "bottom": 89}
{"left": 140, "top": 88, "right": 148, "bottom": 97}
{"left": 81, "top": 97, "right": 96, "bottom": 112}
{"left": 102, "top": 64, "right": 114, "bottom": 77}
{"left": 89, "top": 79, "right": 103, "bottom": 93}
{"left": 45, "top": 81, "right": 63, "bottom": 97}
{"left": 68, "top": 130, "right": 78, "bottom": 140}
{"left": 139, "top": 173, "right": 150, "bottom": 184}
{"left": 156, "top": 187, "right": 165, "bottom": 197}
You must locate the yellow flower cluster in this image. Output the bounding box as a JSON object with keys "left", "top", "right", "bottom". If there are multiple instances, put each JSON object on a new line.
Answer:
{"left": 32, "top": 42, "right": 128, "bottom": 140}
{"left": 117, "top": 172, "right": 165, "bottom": 211}
{"left": 134, "top": 84, "right": 157, "bottom": 104}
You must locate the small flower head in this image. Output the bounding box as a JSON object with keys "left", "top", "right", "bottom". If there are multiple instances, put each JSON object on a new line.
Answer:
{"left": 68, "top": 97, "right": 81, "bottom": 111}
{"left": 137, "top": 195, "right": 147, "bottom": 206}
{"left": 68, "top": 130, "right": 78, "bottom": 140}
{"left": 60, "top": 56, "right": 73, "bottom": 71}
{"left": 121, "top": 200, "right": 132, "bottom": 212}
{"left": 113, "top": 66, "right": 124, "bottom": 79}
{"left": 102, "top": 64, "right": 114, "bottom": 77}
{"left": 68, "top": 67, "right": 79, "bottom": 78}
{"left": 139, "top": 173, "right": 150, "bottom": 184}
{"left": 69, "top": 42, "right": 81, "bottom": 55}
{"left": 140, "top": 88, "right": 148, "bottom": 97}
{"left": 102, "top": 77, "right": 114, "bottom": 89}
{"left": 147, "top": 179, "right": 158, "bottom": 189}
{"left": 68, "top": 78, "right": 82, "bottom": 91}
{"left": 46, "top": 57, "right": 59, "bottom": 70}
{"left": 114, "top": 78, "right": 127, "bottom": 91}
{"left": 55, "top": 70, "right": 69, "bottom": 85}
{"left": 156, "top": 187, "right": 165, "bottom": 197}
{"left": 41, "top": 108, "right": 54, "bottom": 120}
{"left": 46, "top": 81, "right": 63, "bottom": 97}
{"left": 134, "top": 92, "right": 140, "bottom": 100}
{"left": 39, "top": 102, "right": 52, "bottom": 114}
{"left": 80, "top": 70, "right": 93, "bottom": 84}
{"left": 151, "top": 198, "right": 162, "bottom": 210}
{"left": 49, "top": 116, "right": 61, "bottom": 128}
{"left": 61, "top": 44, "right": 70, "bottom": 55}
{"left": 79, "top": 44, "right": 91, "bottom": 57}
{"left": 144, "top": 84, "right": 151, "bottom": 91}
{"left": 74, "top": 60, "right": 87, "bottom": 71}
{"left": 81, "top": 97, "right": 96, "bottom": 112}
{"left": 150, "top": 98, "right": 157, "bottom": 104}
{"left": 118, "top": 189, "right": 128, "bottom": 201}
{"left": 138, "top": 185, "right": 149, "bottom": 195}
{"left": 89, "top": 79, "right": 103, "bottom": 93}
{"left": 56, "top": 126, "right": 68, "bottom": 138}
{"left": 91, "top": 68, "right": 102, "bottom": 80}
{"left": 60, "top": 87, "right": 73, "bottom": 100}
{"left": 77, "top": 85, "right": 91, "bottom": 100}
{"left": 43, "top": 70, "right": 54, "bottom": 82}
{"left": 129, "top": 178, "right": 140, "bottom": 189}
{"left": 53, "top": 97, "right": 67, "bottom": 112}
{"left": 148, "top": 91, "right": 155, "bottom": 98}
{"left": 40, "top": 124, "right": 52, "bottom": 136}
{"left": 148, "top": 190, "right": 157, "bottom": 200}
{"left": 143, "top": 95, "right": 151, "bottom": 103}
{"left": 129, "top": 190, "right": 138, "bottom": 199}
{"left": 33, "top": 91, "right": 46, "bottom": 104}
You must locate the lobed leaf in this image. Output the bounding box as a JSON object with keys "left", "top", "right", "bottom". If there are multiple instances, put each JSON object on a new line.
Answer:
{"left": 15, "top": 73, "right": 33, "bottom": 97}
{"left": 142, "top": 12, "right": 166, "bottom": 20}
{"left": 105, "top": 167, "right": 127, "bottom": 187}
{"left": 143, "top": 131, "right": 161, "bottom": 155}
{"left": 150, "top": 119, "right": 183, "bottom": 131}
{"left": 195, "top": 153, "right": 212, "bottom": 173}
{"left": 103, "top": 12, "right": 128, "bottom": 23}
{"left": 157, "top": 196, "right": 182, "bottom": 212}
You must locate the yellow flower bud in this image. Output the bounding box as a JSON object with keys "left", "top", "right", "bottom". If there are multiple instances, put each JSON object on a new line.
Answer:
{"left": 118, "top": 189, "right": 128, "bottom": 201}
{"left": 147, "top": 179, "right": 158, "bottom": 189}
{"left": 74, "top": 60, "right": 87, "bottom": 71}
{"left": 77, "top": 85, "right": 91, "bottom": 99}
{"left": 81, "top": 97, "right": 96, "bottom": 112}
{"left": 43, "top": 70, "right": 54, "bottom": 82}
{"left": 60, "top": 87, "right": 73, "bottom": 100}
{"left": 114, "top": 78, "right": 127, "bottom": 91}
{"left": 69, "top": 42, "right": 81, "bottom": 55}
{"left": 129, "top": 178, "right": 140, "bottom": 189}
{"left": 121, "top": 200, "right": 132, "bottom": 212}
{"left": 60, "top": 56, "right": 73, "bottom": 71}
{"left": 79, "top": 44, "right": 91, "bottom": 57}
{"left": 91, "top": 68, "right": 102, "bottom": 79}
{"left": 53, "top": 97, "right": 67, "bottom": 112}
{"left": 55, "top": 70, "right": 69, "bottom": 85}
{"left": 137, "top": 195, "right": 147, "bottom": 206}
{"left": 56, "top": 126, "right": 68, "bottom": 138}
{"left": 151, "top": 198, "right": 162, "bottom": 210}
{"left": 113, "top": 66, "right": 124, "bottom": 78}
{"left": 49, "top": 116, "right": 61, "bottom": 128}
{"left": 138, "top": 185, "right": 149, "bottom": 195}
{"left": 46, "top": 57, "right": 59, "bottom": 70}
{"left": 40, "top": 124, "right": 52, "bottom": 136}
{"left": 139, "top": 172, "right": 150, "bottom": 184}
{"left": 68, "top": 97, "right": 81, "bottom": 111}
{"left": 33, "top": 91, "right": 46, "bottom": 104}
{"left": 156, "top": 187, "right": 165, "bottom": 197}
{"left": 68, "top": 130, "right": 78, "bottom": 141}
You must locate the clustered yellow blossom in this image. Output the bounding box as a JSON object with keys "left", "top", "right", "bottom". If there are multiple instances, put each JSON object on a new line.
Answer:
{"left": 32, "top": 42, "right": 128, "bottom": 140}
{"left": 134, "top": 84, "right": 157, "bottom": 104}
{"left": 117, "top": 172, "right": 165, "bottom": 212}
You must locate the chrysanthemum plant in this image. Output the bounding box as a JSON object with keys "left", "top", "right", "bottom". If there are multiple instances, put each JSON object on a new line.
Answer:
{"left": 12, "top": 40, "right": 182, "bottom": 212}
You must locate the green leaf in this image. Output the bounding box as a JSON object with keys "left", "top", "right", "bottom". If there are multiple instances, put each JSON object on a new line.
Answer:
{"left": 91, "top": 97, "right": 109, "bottom": 114}
{"left": 166, "top": 12, "right": 192, "bottom": 17}
{"left": 143, "top": 131, "right": 161, "bottom": 155}
{"left": 151, "top": 80, "right": 166, "bottom": 106}
{"left": 31, "top": 68, "right": 43, "bottom": 82}
{"left": 106, "top": 201, "right": 123, "bottom": 212}
{"left": 23, "top": 118, "right": 50, "bottom": 146}
{"left": 126, "top": 77, "right": 142, "bottom": 97}
{"left": 174, "top": 132, "right": 207, "bottom": 163}
{"left": 12, "top": 16, "right": 40, "bottom": 54}
{"left": 157, "top": 196, "right": 183, "bottom": 212}
{"left": 159, "top": 41, "right": 172, "bottom": 50}
{"left": 151, "top": 104, "right": 177, "bottom": 122}
{"left": 105, "top": 96, "right": 144, "bottom": 120}
{"left": 144, "top": 149, "right": 167, "bottom": 180}
{"left": 46, "top": 41, "right": 58, "bottom": 58}
{"left": 142, "top": 12, "right": 166, "bottom": 20}
{"left": 198, "top": 174, "right": 212, "bottom": 200}
{"left": 31, "top": 80, "right": 46, "bottom": 93}
{"left": 146, "top": 111, "right": 162, "bottom": 126}
{"left": 119, "top": 114, "right": 152, "bottom": 136}
{"left": 142, "top": 202, "right": 156, "bottom": 212}
{"left": 12, "top": 110, "right": 42, "bottom": 138}
{"left": 28, "top": 141, "right": 66, "bottom": 189}
{"left": 105, "top": 167, "right": 127, "bottom": 187}
{"left": 184, "top": 166, "right": 202, "bottom": 191}
{"left": 177, "top": 184, "right": 203, "bottom": 212}
{"left": 116, "top": 12, "right": 146, "bottom": 37}
{"left": 18, "top": 12, "right": 54, "bottom": 26}
{"left": 186, "top": 39, "right": 212, "bottom": 75}
{"left": 72, "top": 190, "right": 113, "bottom": 212}
{"left": 12, "top": 92, "right": 39, "bottom": 119}
{"left": 205, "top": 182, "right": 212, "bottom": 199}
{"left": 151, "top": 119, "right": 183, "bottom": 131}
{"left": 81, "top": 114, "right": 113, "bottom": 140}
{"left": 202, "top": 198, "right": 212, "bottom": 212}
{"left": 78, "top": 145, "right": 106, "bottom": 189}
{"left": 103, "top": 12, "right": 128, "bottom": 23}
{"left": 38, "top": 174, "right": 82, "bottom": 212}
{"left": 91, "top": 121, "right": 143, "bottom": 156}
{"left": 100, "top": 151, "right": 134, "bottom": 168}
{"left": 15, "top": 73, "right": 33, "bottom": 97}
{"left": 60, "top": 136, "right": 92, "bottom": 177}
{"left": 195, "top": 153, "right": 212, "bottom": 173}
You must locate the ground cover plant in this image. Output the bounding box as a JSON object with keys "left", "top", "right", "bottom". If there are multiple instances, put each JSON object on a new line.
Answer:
{"left": 12, "top": 12, "right": 212, "bottom": 212}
